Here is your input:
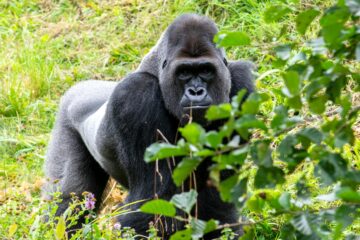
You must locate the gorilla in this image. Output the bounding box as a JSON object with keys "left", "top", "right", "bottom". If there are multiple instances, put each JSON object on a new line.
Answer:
{"left": 43, "top": 14, "right": 254, "bottom": 239}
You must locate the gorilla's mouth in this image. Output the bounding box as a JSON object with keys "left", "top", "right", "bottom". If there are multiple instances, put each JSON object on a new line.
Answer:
{"left": 182, "top": 104, "right": 210, "bottom": 122}
{"left": 183, "top": 105, "right": 210, "bottom": 110}
{"left": 180, "top": 87, "right": 213, "bottom": 112}
{"left": 181, "top": 105, "right": 210, "bottom": 125}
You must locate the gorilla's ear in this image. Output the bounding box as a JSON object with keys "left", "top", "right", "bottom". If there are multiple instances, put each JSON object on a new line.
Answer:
{"left": 228, "top": 60, "right": 256, "bottom": 99}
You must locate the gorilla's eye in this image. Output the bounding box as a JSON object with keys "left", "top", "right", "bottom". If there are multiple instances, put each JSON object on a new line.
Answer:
{"left": 178, "top": 69, "right": 192, "bottom": 81}
{"left": 162, "top": 60, "right": 167, "bottom": 69}
{"left": 199, "top": 68, "right": 213, "bottom": 80}
{"left": 223, "top": 58, "right": 228, "bottom": 66}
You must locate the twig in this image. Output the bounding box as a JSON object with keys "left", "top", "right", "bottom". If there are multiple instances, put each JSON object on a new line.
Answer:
{"left": 157, "top": 129, "right": 176, "bottom": 168}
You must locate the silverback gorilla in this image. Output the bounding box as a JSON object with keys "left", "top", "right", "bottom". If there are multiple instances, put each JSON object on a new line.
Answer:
{"left": 43, "top": 14, "right": 254, "bottom": 239}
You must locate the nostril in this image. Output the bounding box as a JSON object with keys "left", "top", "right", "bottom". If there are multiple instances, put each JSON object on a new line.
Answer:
{"left": 186, "top": 87, "right": 207, "bottom": 99}
{"left": 188, "top": 88, "right": 197, "bottom": 96}
{"left": 197, "top": 88, "right": 204, "bottom": 96}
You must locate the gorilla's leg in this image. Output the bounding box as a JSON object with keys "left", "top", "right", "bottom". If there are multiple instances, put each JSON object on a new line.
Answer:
{"left": 44, "top": 119, "right": 109, "bottom": 229}
{"left": 44, "top": 80, "right": 116, "bottom": 222}
{"left": 115, "top": 162, "right": 182, "bottom": 239}
{"left": 197, "top": 187, "right": 242, "bottom": 239}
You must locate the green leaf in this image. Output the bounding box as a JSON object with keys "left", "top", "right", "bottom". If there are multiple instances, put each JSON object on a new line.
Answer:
{"left": 190, "top": 219, "right": 218, "bottom": 239}
{"left": 305, "top": 76, "right": 330, "bottom": 99}
{"left": 203, "top": 219, "right": 218, "bottom": 234}
{"left": 278, "top": 192, "right": 291, "bottom": 210}
{"left": 213, "top": 153, "right": 243, "bottom": 168}
{"left": 246, "top": 194, "right": 266, "bottom": 212}
{"left": 219, "top": 175, "right": 238, "bottom": 202}
{"left": 241, "top": 92, "right": 269, "bottom": 114}
{"left": 279, "top": 224, "right": 296, "bottom": 240}
{"left": 263, "top": 191, "right": 283, "bottom": 211}
{"left": 320, "top": 6, "right": 350, "bottom": 47}
{"left": 296, "top": 9, "right": 320, "bottom": 35}
{"left": 235, "top": 114, "right": 267, "bottom": 131}
{"left": 170, "top": 190, "right": 198, "bottom": 214}
{"left": 336, "top": 187, "right": 360, "bottom": 203}
{"left": 179, "top": 123, "right": 205, "bottom": 145}
{"left": 286, "top": 95, "right": 303, "bottom": 109}
{"left": 231, "top": 89, "right": 247, "bottom": 109}
{"left": 291, "top": 214, "right": 312, "bottom": 236}
{"left": 283, "top": 71, "right": 301, "bottom": 96}
{"left": 307, "top": 37, "right": 327, "bottom": 54}
{"left": 297, "top": 127, "right": 323, "bottom": 144}
{"left": 278, "top": 135, "right": 309, "bottom": 172}
{"left": 172, "top": 157, "right": 202, "bottom": 186}
{"left": 170, "top": 229, "right": 192, "bottom": 240}
{"left": 330, "top": 76, "right": 348, "bottom": 99}
{"left": 356, "top": 42, "right": 360, "bottom": 61}
{"left": 205, "top": 103, "right": 232, "bottom": 121}
{"left": 345, "top": 0, "right": 360, "bottom": 17}
{"left": 205, "top": 131, "right": 222, "bottom": 148}
{"left": 288, "top": 51, "right": 307, "bottom": 65}
{"left": 219, "top": 119, "right": 235, "bottom": 139}
{"left": 235, "top": 114, "right": 267, "bottom": 141}
{"left": 264, "top": 5, "right": 292, "bottom": 23}
{"left": 315, "top": 153, "right": 347, "bottom": 185}
{"left": 254, "top": 166, "right": 285, "bottom": 189}
{"left": 271, "top": 106, "right": 296, "bottom": 131}
{"left": 239, "top": 226, "right": 256, "bottom": 240}
{"left": 334, "top": 124, "right": 354, "bottom": 148}
{"left": 275, "top": 44, "right": 292, "bottom": 61}
{"left": 144, "top": 143, "right": 187, "bottom": 162}
{"left": 140, "top": 199, "right": 176, "bottom": 217}
{"left": 194, "top": 149, "right": 215, "bottom": 157}
{"left": 308, "top": 95, "right": 327, "bottom": 114}
{"left": 229, "top": 146, "right": 249, "bottom": 166}
{"left": 320, "top": 6, "right": 349, "bottom": 28}
{"left": 55, "top": 217, "right": 66, "bottom": 240}
{"left": 278, "top": 135, "right": 297, "bottom": 157}
{"left": 190, "top": 219, "right": 206, "bottom": 239}
{"left": 250, "top": 140, "right": 272, "bottom": 167}
{"left": 335, "top": 205, "right": 357, "bottom": 229}
{"left": 214, "top": 31, "right": 251, "bottom": 47}
{"left": 231, "top": 177, "right": 248, "bottom": 208}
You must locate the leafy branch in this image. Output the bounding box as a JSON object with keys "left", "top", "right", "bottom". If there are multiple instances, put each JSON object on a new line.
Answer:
{"left": 141, "top": 0, "right": 360, "bottom": 239}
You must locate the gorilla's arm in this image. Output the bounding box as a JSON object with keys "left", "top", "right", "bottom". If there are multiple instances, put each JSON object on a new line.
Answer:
{"left": 97, "top": 72, "right": 182, "bottom": 235}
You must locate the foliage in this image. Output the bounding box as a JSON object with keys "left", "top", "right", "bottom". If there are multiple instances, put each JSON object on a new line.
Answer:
{"left": 142, "top": 0, "right": 360, "bottom": 239}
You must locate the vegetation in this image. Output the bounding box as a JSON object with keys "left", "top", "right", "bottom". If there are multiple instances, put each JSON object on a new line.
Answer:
{"left": 0, "top": 0, "right": 358, "bottom": 239}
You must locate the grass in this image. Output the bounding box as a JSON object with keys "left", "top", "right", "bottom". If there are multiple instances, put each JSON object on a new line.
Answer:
{"left": 1, "top": 0, "right": 358, "bottom": 239}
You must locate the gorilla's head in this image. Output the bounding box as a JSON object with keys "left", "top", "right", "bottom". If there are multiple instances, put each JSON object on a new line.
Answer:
{"left": 158, "top": 14, "right": 231, "bottom": 123}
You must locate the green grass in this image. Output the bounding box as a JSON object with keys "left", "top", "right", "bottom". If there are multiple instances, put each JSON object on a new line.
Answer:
{"left": 1, "top": 0, "right": 359, "bottom": 239}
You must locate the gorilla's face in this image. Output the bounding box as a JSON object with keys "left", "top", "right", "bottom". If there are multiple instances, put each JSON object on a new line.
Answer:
{"left": 159, "top": 15, "right": 231, "bottom": 123}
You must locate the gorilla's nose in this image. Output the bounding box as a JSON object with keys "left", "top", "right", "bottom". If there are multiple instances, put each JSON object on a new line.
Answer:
{"left": 185, "top": 86, "right": 207, "bottom": 102}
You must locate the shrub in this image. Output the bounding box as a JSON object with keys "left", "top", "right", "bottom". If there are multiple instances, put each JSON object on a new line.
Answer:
{"left": 142, "top": 1, "right": 360, "bottom": 239}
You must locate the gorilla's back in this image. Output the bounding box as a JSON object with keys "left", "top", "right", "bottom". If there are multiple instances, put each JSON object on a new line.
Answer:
{"left": 63, "top": 80, "right": 117, "bottom": 127}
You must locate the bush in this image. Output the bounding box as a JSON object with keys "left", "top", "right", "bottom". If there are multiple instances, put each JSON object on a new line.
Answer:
{"left": 142, "top": 1, "right": 360, "bottom": 239}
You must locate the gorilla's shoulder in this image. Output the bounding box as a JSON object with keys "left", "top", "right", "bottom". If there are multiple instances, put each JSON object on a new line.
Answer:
{"left": 109, "top": 72, "right": 163, "bottom": 117}
{"left": 228, "top": 60, "right": 256, "bottom": 98}
{"left": 119, "top": 71, "right": 158, "bottom": 86}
